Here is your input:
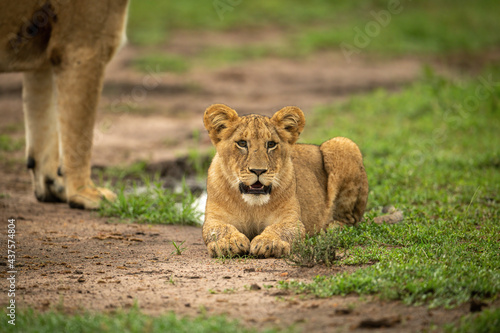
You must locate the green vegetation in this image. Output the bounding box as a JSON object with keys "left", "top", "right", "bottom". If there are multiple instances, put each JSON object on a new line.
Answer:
{"left": 279, "top": 67, "right": 500, "bottom": 308}
{"left": 94, "top": 161, "right": 149, "bottom": 182}
{"left": 171, "top": 240, "right": 187, "bottom": 255}
{"left": 0, "top": 134, "right": 24, "bottom": 152}
{"left": 99, "top": 179, "right": 201, "bottom": 225}
{"left": 445, "top": 307, "right": 500, "bottom": 333}
{"left": 185, "top": 148, "right": 215, "bottom": 180}
{"left": 0, "top": 307, "right": 280, "bottom": 333}
{"left": 287, "top": 229, "right": 339, "bottom": 267}
{"left": 128, "top": 0, "right": 500, "bottom": 65}
{"left": 293, "top": 0, "right": 500, "bottom": 57}
{"left": 133, "top": 54, "right": 189, "bottom": 73}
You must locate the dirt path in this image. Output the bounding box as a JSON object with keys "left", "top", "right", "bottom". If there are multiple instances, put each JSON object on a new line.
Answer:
{"left": 0, "top": 35, "right": 482, "bottom": 331}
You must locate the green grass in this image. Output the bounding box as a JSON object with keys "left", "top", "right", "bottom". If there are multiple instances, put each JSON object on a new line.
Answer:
{"left": 171, "top": 240, "right": 187, "bottom": 255}
{"left": 0, "top": 306, "right": 281, "bottom": 333}
{"left": 185, "top": 147, "right": 215, "bottom": 180}
{"left": 0, "top": 134, "right": 24, "bottom": 152}
{"left": 128, "top": 0, "right": 500, "bottom": 59}
{"left": 94, "top": 161, "right": 149, "bottom": 182}
{"left": 287, "top": 229, "right": 339, "bottom": 267}
{"left": 99, "top": 178, "right": 201, "bottom": 225}
{"left": 293, "top": 0, "right": 500, "bottom": 57}
{"left": 133, "top": 54, "right": 189, "bottom": 73}
{"left": 127, "top": 0, "right": 355, "bottom": 45}
{"left": 279, "top": 67, "right": 500, "bottom": 308}
{"left": 445, "top": 307, "right": 500, "bottom": 333}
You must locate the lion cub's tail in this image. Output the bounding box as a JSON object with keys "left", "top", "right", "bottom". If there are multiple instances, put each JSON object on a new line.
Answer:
{"left": 370, "top": 205, "right": 404, "bottom": 224}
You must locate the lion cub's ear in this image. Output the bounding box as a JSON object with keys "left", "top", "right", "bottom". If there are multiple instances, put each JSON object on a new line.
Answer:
{"left": 271, "top": 106, "right": 305, "bottom": 144}
{"left": 204, "top": 104, "right": 239, "bottom": 144}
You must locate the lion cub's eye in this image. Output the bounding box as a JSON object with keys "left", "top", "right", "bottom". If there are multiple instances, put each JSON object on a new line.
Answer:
{"left": 236, "top": 140, "right": 247, "bottom": 148}
{"left": 267, "top": 141, "right": 277, "bottom": 149}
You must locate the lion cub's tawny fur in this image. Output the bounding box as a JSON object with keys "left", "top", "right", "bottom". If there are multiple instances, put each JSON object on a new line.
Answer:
{"left": 203, "top": 104, "right": 369, "bottom": 258}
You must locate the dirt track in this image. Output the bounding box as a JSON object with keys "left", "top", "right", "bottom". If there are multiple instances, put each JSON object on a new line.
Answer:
{"left": 0, "top": 35, "right": 485, "bottom": 332}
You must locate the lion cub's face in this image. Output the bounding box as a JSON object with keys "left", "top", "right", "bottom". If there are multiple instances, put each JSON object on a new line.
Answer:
{"left": 204, "top": 104, "right": 305, "bottom": 206}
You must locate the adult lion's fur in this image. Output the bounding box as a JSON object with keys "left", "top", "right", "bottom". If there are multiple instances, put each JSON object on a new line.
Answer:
{"left": 0, "top": 0, "right": 129, "bottom": 209}
{"left": 203, "top": 104, "right": 401, "bottom": 258}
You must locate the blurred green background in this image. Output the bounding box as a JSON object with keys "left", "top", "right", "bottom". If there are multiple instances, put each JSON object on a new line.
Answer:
{"left": 128, "top": 0, "right": 500, "bottom": 54}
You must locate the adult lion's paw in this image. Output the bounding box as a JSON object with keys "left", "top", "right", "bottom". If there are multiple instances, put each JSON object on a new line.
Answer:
{"left": 97, "top": 187, "right": 117, "bottom": 202}
{"left": 250, "top": 234, "right": 290, "bottom": 258}
{"left": 207, "top": 232, "right": 250, "bottom": 257}
{"left": 68, "top": 186, "right": 117, "bottom": 210}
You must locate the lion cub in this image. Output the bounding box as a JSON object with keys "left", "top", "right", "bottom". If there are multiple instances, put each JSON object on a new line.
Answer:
{"left": 202, "top": 104, "right": 368, "bottom": 258}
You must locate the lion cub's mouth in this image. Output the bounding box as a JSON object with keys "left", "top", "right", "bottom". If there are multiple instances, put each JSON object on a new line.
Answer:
{"left": 239, "top": 181, "right": 272, "bottom": 195}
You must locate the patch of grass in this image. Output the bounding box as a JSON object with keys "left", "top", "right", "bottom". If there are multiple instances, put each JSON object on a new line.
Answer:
{"left": 1, "top": 306, "right": 281, "bottom": 333}
{"left": 445, "top": 307, "right": 500, "bottom": 333}
{"left": 127, "top": 0, "right": 354, "bottom": 45}
{"left": 171, "top": 240, "right": 187, "bottom": 255}
{"left": 133, "top": 54, "right": 190, "bottom": 73}
{"left": 94, "top": 161, "right": 149, "bottom": 182}
{"left": 99, "top": 178, "right": 201, "bottom": 225}
{"left": 2, "top": 122, "right": 24, "bottom": 133}
{"left": 199, "top": 45, "right": 286, "bottom": 68}
{"left": 128, "top": 0, "right": 500, "bottom": 59}
{"left": 279, "top": 67, "right": 500, "bottom": 308}
{"left": 287, "top": 229, "right": 339, "bottom": 267}
{"left": 0, "top": 135, "right": 24, "bottom": 152}
{"left": 185, "top": 148, "right": 214, "bottom": 180}
{"left": 280, "top": 219, "right": 500, "bottom": 307}
{"left": 293, "top": 0, "right": 500, "bottom": 57}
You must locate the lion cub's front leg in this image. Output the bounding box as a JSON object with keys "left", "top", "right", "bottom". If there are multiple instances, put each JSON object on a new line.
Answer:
{"left": 250, "top": 219, "right": 305, "bottom": 258}
{"left": 203, "top": 222, "right": 251, "bottom": 257}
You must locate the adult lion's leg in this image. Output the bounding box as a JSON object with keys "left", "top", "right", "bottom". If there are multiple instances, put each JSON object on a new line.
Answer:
{"left": 55, "top": 50, "right": 116, "bottom": 209}
{"left": 23, "top": 66, "right": 66, "bottom": 202}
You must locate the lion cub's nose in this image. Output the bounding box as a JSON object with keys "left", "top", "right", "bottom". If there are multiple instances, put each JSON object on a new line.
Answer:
{"left": 249, "top": 169, "right": 267, "bottom": 176}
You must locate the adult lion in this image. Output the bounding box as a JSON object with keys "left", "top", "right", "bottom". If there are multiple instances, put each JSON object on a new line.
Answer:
{"left": 0, "top": 0, "right": 129, "bottom": 209}
{"left": 203, "top": 104, "right": 401, "bottom": 258}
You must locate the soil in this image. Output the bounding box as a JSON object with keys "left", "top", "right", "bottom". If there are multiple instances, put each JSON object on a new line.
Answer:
{"left": 1, "top": 31, "right": 496, "bottom": 332}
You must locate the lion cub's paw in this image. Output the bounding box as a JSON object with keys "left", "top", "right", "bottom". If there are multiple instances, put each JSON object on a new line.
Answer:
{"left": 68, "top": 186, "right": 117, "bottom": 210}
{"left": 207, "top": 232, "right": 251, "bottom": 257}
{"left": 250, "top": 234, "right": 290, "bottom": 258}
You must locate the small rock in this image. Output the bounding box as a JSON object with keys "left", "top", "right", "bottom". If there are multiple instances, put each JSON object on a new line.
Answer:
{"left": 335, "top": 308, "right": 352, "bottom": 315}
{"left": 250, "top": 283, "right": 261, "bottom": 290}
